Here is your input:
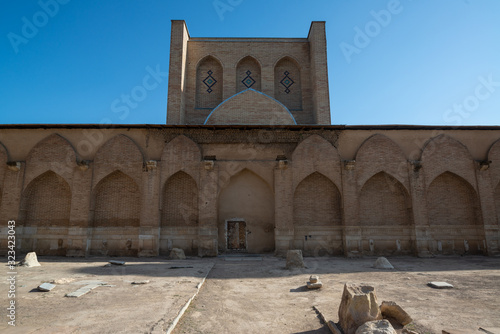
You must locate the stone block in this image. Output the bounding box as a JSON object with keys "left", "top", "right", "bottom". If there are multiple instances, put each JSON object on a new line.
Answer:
{"left": 338, "top": 283, "right": 382, "bottom": 334}
{"left": 286, "top": 250, "right": 304, "bottom": 269}
{"left": 355, "top": 320, "right": 396, "bottom": 334}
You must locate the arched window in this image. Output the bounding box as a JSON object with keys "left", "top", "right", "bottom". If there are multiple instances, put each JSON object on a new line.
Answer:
{"left": 196, "top": 56, "right": 223, "bottom": 109}
{"left": 236, "top": 56, "right": 261, "bottom": 93}
{"left": 274, "top": 57, "right": 302, "bottom": 110}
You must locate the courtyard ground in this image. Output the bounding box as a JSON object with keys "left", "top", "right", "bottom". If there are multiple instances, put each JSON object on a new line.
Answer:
{"left": 1, "top": 255, "right": 499, "bottom": 333}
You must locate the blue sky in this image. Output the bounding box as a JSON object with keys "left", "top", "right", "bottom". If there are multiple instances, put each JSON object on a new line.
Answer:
{"left": 1, "top": 0, "right": 499, "bottom": 125}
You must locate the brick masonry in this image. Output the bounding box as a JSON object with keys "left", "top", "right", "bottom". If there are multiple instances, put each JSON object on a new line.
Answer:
{"left": 0, "top": 21, "right": 499, "bottom": 257}
{"left": 0, "top": 127, "right": 499, "bottom": 257}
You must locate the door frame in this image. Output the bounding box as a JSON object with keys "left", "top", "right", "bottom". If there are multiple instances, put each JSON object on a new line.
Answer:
{"left": 225, "top": 218, "right": 247, "bottom": 251}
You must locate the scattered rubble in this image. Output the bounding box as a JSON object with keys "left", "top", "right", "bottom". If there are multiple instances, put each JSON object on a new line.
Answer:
{"left": 51, "top": 278, "right": 75, "bottom": 284}
{"left": 66, "top": 281, "right": 111, "bottom": 298}
{"left": 427, "top": 281, "right": 454, "bottom": 289}
{"left": 380, "top": 301, "right": 413, "bottom": 325}
{"left": 307, "top": 275, "right": 322, "bottom": 289}
{"left": 373, "top": 257, "right": 394, "bottom": 270}
{"left": 338, "top": 283, "right": 383, "bottom": 334}
{"left": 169, "top": 248, "right": 186, "bottom": 260}
{"left": 285, "top": 250, "right": 305, "bottom": 269}
{"left": 19, "top": 252, "right": 41, "bottom": 267}
{"left": 355, "top": 319, "right": 396, "bottom": 334}
{"left": 37, "top": 283, "right": 56, "bottom": 292}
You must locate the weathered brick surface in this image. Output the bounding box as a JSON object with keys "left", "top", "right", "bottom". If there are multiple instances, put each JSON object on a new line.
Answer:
{"left": 0, "top": 128, "right": 499, "bottom": 257}
{"left": 204, "top": 89, "right": 296, "bottom": 125}
{"left": 171, "top": 21, "right": 329, "bottom": 125}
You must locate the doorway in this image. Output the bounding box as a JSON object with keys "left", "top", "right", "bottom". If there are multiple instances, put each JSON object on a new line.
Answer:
{"left": 226, "top": 220, "right": 247, "bottom": 251}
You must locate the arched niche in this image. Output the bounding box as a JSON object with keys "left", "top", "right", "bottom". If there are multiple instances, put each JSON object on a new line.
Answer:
{"left": 217, "top": 169, "right": 274, "bottom": 253}
{"left": 196, "top": 56, "right": 223, "bottom": 109}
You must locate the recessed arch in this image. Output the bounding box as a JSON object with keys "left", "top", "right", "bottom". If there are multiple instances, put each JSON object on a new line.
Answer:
{"left": 359, "top": 172, "right": 413, "bottom": 255}
{"left": 293, "top": 172, "right": 343, "bottom": 256}
{"left": 196, "top": 55, "right": 223, "bottom": 109}
{"left": 274, "top": 56, "right": 302, "bottom": 111}
{"left": 421, "top": 134, "right": 476, "bottom": 189}
{"left": 90, "top": 170, "right": 140, "bottom": 256}
{"left": 18, "top": 171, "right": 71, "bottom": 255}
{"left": 159, "top": 171, "right": 199, "bottom": 256}
{"left": 24, "top": 133, "right": 77, "bottom": 188}
{"left": 426, "top": 171, "right": 484, "bottom": 254}
{"left": 236, "top": 56, "right": 261, "bottom": 93}
{"left": 217, "top": 169, "right": 275, "bottom": 253}
{"left": 161, "top": 171, "right": 198, "bottom": 227}
{"left": 294, "top": 172, "right": 341, "bottom": 226}
{"left": 355, "top": 134, "right": 409, "bottom": 191}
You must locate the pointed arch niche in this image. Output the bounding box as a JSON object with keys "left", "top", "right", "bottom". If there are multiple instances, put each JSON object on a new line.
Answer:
{"left": 359, "top": 172, "right": 413, "bottom": 255}
{"left": 160, "top": 171, "right": 199, "bottom": 256}
{"left": 236, "top": 56, "right": 261, "bottom": 93}
{"left": 90, "top": 170, "right": 140, "bottom": 256}
{"left": 426, "top": 172, "right": 485, "bottom": 254}
{"left": 274, "top": 57, "right": 302, "bottom": 111}
{"left": 217, "top": 169, "right": 275, "bottom": 254}
{"left": 19, "top": 171, "right": 71, "bottom": 255}
{"left": 196, "top": 56, "right": 223, "bottom": 109}
{"left": 293, "top": 172, "right": 343, "bottom": 256}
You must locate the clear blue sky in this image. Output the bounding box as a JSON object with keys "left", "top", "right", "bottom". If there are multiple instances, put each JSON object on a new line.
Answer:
{"left": 1, "top": 0, "right": 499, "bottom": 125}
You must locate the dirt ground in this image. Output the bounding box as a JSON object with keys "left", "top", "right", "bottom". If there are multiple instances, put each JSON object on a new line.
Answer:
{"left": 1, "top": 255, "right": 499, "bottom": 334}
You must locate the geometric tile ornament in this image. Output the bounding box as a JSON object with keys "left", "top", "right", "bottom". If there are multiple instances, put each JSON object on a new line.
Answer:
{"left": 280, "top": 70, "right": 294, "bottom": 94}
{"left": 241, "top": 70, "right": 256, "bottom": 88}
{"left": 203, "top": 70, "right": 217, "bottom": 93}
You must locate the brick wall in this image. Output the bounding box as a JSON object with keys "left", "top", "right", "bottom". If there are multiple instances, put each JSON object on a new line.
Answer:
{"left": 170, "top": 21, "right": 330, "bottom": 125}
{"left": 0, "top": 126, "right": 499, "bottom": 257}
{"left": 204, "top": 89, "right": 296, "bottom": 125}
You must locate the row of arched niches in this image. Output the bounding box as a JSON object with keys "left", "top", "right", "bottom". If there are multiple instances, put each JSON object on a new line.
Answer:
{"left": 196, "top": 56, "right": 302, "bottom": 111}
{"left": 0, "top": 132, "right": 499, "bottom": 256}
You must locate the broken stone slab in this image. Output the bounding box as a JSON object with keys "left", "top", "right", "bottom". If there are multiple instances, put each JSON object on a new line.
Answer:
{"left": 71, "top": 280, "right": 108, "bottom": 285}
{"left": 307, "top": 281, "right": 323, "bottom": 289}
{"left": 338, "top": 283, "right": 383, "bottom": 334}
{"left": 310, "top": 275, "right": 319, "bottom": 283}
{"left": 285, "top": 250, "right": 305, "bottom": 269}
{"left": 380, "top": 301, "right": 413, "bottom": 326}
{"left": 37, "top": 283, "right": 56, "bottom": 292}
{"left": 65, "top": 282, "right": 112, "bottom": 298}
{"left": 131, "top": 280, "right": 150, "bottom": 285}
{"left": 108, "top": 260, "right": 125, "bottom": 265}
{"left": 373, "top": 257, "right": 394, "bottom": 270}
{"left": 428, "top": 281, "right": 454, "bottom": 289}
{"left": 355, "top": 320, "right": 397, "bottom": 334}
{"left": 18, "top": 252, "right": 41, "bottom": 267}
{"left": 169, "top": 248, "right": 186, "bottom": 260}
